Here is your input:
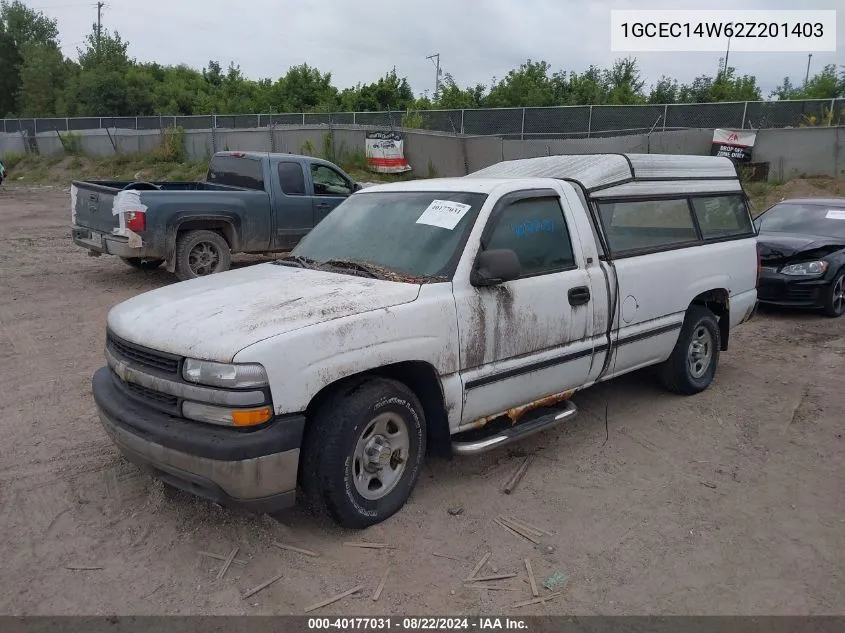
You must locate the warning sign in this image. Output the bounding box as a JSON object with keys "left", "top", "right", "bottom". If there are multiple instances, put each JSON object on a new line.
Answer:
{"left": 711, "top": 128, "right": 756, "bottom": 163}
{"left": 365, "top": 131, "right": 412, "bottom": 174}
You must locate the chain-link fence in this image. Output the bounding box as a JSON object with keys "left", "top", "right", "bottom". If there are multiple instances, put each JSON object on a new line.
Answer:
{"left": 2, "top": 99, "right": 843, "bottom": 138}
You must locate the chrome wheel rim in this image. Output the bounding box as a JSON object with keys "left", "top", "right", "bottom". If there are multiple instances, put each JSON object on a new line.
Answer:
{"left": 189, "top": 242, "right": 219, "bottom": 276}
{"left": 687, "top": 326, "right": 713, "bottom": 379}
{"left": 352, "top": 412, "right": 410, "bottom": 500}
{"left": 832, "top": 275, "right": 845, "bottom": 315}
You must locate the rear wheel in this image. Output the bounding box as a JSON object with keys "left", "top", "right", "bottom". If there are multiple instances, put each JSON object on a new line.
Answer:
{"left": 120, "top": 256, "right": 164, "bottom": 270}
{"left": 657, "top": 305, "right": 721, "bottom": 395}
{"left": 822, "top": 270, "right": 845, "bottom": 318}
{"left": 298, "top": 378, "right": 427, "bottom": 528}
{"left": 174, "top": 230, "right": 232, "bottom": 281}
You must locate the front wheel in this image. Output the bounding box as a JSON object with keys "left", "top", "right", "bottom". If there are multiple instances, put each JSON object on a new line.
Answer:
{"left": 822, "top": 270, "right": 845, "bottom": 318}
{"left": 657, "top": 305, "right": 721, "bottom": 395}
{"left": 298, "top": 378, "right": 427, "bottom": 528}
{"left": 174, "top": 230, "right": 232, "bottom": 281}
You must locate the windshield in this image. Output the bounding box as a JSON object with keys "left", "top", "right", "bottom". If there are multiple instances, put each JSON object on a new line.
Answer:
{"left": 290, "top": 190, "right": 487, "bottom": 279}
{"left": 756, "top": 203, "right": 845, "bottom": 238}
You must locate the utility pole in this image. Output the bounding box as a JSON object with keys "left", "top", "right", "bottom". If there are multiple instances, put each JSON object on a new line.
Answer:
{"left": 723, "top": 36, "right": 731, "bottom": 74}
{"left": 96, "top": 1, "right": 104, "bottom": 55}
{"left": 426, "top": 53, "right": 441, "bottom": 101}
{"left": 805, "top": 53, "right": 812, "bottom": 86}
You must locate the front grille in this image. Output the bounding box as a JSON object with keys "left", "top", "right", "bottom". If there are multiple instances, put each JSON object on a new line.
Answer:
{"left": 125, "top": 381, "right": 179, "bottom": 408}
{"left": 785, "top": 287, "right": 816, "bottom": 300}
{"left": 107, "top": 332, "right": 180, "bottom": 375}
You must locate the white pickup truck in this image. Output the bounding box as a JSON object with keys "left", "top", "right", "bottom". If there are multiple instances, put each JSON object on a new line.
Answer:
{"left": 92, "top": 153, "right": 759, "bottom": 528}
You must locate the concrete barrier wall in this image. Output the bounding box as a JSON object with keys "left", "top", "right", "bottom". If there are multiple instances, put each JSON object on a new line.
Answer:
{"left": 0, "top": 132, "right": 27, "bottom": 156}
{"left": 2, "top": 125, "right": 843, "bottom": 183}
{"left": 754, "top": 126, "right": 845, "bottom": 181}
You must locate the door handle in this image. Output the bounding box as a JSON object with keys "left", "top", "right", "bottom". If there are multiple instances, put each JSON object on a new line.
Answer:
{"left": 568, "top": 286, "right": 591, "bottom": 306}
{"left": 316, "top": 203, "right": 331, "bottom": 209}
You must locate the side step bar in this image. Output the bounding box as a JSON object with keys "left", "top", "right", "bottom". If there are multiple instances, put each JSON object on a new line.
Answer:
{"left": 451, "top": 401, "right": 578, "bottom": 456}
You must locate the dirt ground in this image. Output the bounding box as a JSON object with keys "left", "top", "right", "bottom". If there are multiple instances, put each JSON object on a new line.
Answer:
{"left": 0, "top": 184, "right": 843, "bottom": 616}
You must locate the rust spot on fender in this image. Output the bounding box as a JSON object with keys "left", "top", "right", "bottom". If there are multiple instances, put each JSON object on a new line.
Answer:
{"left": 469, "top": 388, "right": 577, "bottom": 429}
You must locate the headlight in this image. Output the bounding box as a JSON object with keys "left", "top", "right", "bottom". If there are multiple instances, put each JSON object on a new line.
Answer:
{"left": 182, "top": 401, "right": 273, "bottom": 427}
{"left": 780, "top": 261, "right": 828, "bottom": 276}
{"left": 182, "top": 358, "right": 268, "bottom": 388}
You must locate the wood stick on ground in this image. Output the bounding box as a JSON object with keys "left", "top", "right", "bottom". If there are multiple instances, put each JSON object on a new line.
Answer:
{"left": 372, "top": 568, "right": 389, "bottom": 601}
{"left": 467, "top": 584, "right": 521, "bottom": 591}
{"left": 272, "top": 541, "right": 320, "bottom": 557}
{"left": 466, "top": 573, "right": 518, "bottom": 582}
{"left": 304, "top": 586, "right": 364, "bottom": 613}
{"left": 510, "top": 592, "right": 562, "bottom": 609}
{"left": 465, "top": 551, "right": 491, "bottom": 581}
{"left": 524, "top": 558, "right": 539, "bottom": 597}
{"left": 499, "top": 516, "right": 543, "bottom": 541}
{"left": 432, "top": 552, "right": 463, "bottom": 562}
{"left": 216, "top": 546, "right": 239, "bottom": 580}
{"left": 199, "top": 551, "right": 247, "bottom": 567}
{"left": 65, "top": 565, "right": 103, "bottom": 570}
{"left": 504, "top": 516, "right": 553, "bottom": 537}
{"left": 498, "top": 516, "right": 542, "bottom": 538}
{"left": 342, "top": 542, "right": 396, "bottom": 550}
{"left": 242, "top": 572, "right": 284, "bottom": 600}
{"left": 495, "top": 518, "right": 540, "bottom": 545}
{"left": 502, "top": 455, "right": 534, "bottom": 494}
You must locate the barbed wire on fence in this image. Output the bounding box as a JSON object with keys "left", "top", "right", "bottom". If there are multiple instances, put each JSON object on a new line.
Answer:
{"left": 2, "top": 99, "right": 843, "bottom": 138}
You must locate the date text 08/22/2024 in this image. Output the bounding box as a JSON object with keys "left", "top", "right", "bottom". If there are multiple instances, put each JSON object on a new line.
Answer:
{"left": 307, "top": 617, "right": 529, "bottom": 630}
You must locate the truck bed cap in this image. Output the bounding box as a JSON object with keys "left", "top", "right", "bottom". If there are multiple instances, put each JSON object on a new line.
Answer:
{"left": 466, "top": 153, "right": 739, "bottom": 193}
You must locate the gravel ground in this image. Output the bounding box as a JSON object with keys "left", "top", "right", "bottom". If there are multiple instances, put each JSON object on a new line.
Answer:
{"left": 0, "top": 184, "right": 842, "bottom": 616}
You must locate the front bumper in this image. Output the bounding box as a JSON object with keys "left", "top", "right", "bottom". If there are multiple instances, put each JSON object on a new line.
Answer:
{"left": 71, "top": 225, "right": 159, "bottom": 259}
{"left": 93, "top": 366, "right": 305, "bottom": 513}
{"left": 757, "top": 270, "right": 830, "bottom": 308}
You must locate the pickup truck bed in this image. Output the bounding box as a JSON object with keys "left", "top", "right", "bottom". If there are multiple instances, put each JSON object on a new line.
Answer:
{"left": 71, "top": 151, "right": 362, "bottom": 280}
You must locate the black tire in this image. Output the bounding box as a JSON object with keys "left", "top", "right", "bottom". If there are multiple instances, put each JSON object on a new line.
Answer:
{"left": 657, "top": 305, "right": 721, "bottom": 395}
{"left": 298, "top": 378, "right": 427, "bottom": 529}
{"left": 120, "top": 256, "right": 165, "bottom": 270}
{"left": 822, "top": 269, "right": 845, "bottom": 318}
{"left": 174, "top": 230, "right": 231, "bottom": 281}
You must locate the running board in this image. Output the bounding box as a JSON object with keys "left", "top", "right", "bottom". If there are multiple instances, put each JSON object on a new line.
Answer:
{"left": 451, "top": 401, "right": 578, "bottom": 456}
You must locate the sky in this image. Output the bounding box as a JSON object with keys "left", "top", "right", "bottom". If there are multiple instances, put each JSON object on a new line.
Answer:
{"left": 30, "top": 0, "right": 844, "bottom": 101}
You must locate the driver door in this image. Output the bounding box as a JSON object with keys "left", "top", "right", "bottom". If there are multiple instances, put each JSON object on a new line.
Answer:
{"left": 454, "top": 190, "right": 595, "bottom": 425}
{"left": 310, "top": 163, "right": 355, "bottom": 225}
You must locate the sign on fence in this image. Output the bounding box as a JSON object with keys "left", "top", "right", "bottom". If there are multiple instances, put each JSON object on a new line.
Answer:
{"left": 711, "top": 128, "right": 756, "bottom": 163}
{"left": 365, "top": 131, "right": 412, "bottom": 174}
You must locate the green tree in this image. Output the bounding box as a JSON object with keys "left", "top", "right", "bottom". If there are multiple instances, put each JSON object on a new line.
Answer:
{"left": 648, "top": 76, "right": 680, "bottom": 104}
{"left": 435, "top": 73, "right": 485, "bottom": 109}
{"left": 485, "top": 59, "right": 560, "bottom": 107}
{"left": 0, "top": 0, "right": 59, "bottom": 115}
{"left": 15, "top": 41, "right": 68, "bottom": 116}
{"left": 604, "top": 57, "right": 645, "bottom": 104}
{"left": 273, "top": 63, "right": 338, "bottom": 112}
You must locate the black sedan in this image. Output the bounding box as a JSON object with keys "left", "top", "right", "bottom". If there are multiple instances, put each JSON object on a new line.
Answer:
{"left": 754, "top": 197, "right": 845, "bottom": 317}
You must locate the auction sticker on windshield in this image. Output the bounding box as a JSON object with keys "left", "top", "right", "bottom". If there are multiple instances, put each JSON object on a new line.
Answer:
{"left": 825, "top": 210, "right": 845, "bottom": 220}
{"left": 415, "top": 200, "right": 473, "bottom": 230}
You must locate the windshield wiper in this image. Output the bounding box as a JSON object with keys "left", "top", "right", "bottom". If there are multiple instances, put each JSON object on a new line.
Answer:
{"left": 321, "top": 259, "right": 382, "bottom": 279}
{"left": 275, "top": 254, "right": 318, "bottom": 268}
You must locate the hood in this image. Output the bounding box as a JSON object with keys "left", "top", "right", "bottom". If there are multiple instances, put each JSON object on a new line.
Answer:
{"left": 107, "top": 262, "right": 422, "bottom": 362}
{"left": 756, "top": 232, "right": 845, "bottom": 265}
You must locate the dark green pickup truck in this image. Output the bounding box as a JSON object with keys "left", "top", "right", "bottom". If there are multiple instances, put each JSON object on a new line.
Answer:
{"left": 70, "top": 151, "right": 364, "bottom": 280}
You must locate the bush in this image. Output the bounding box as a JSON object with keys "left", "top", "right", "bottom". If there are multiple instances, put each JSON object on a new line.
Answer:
{"left": 152, "top": 126, "right": 186, "bottom": 163}
{"left": 1, "top": 151, "right": 26, "bottom": 169}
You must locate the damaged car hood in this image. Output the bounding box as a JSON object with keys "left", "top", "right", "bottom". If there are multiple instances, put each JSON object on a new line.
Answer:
{"left": 107, "top": 262, "right": 422, "bottom": 362}
{"left": 757, "top": 232, "right": 845, "bottom": 265}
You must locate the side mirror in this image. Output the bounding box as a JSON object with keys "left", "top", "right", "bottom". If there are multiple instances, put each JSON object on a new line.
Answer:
{"left": 471, "top": 249, "right": 521, "bottom": 287}
{"left": 353, "top": 182, "right": 362, "bottom": 192}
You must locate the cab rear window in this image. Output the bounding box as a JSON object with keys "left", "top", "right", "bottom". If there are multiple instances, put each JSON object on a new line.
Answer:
{"left": 207, "top": 155, "right": 265, "bottom": 191}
